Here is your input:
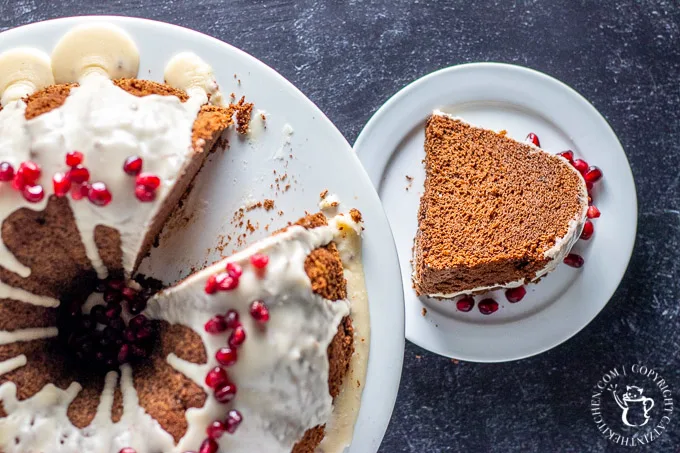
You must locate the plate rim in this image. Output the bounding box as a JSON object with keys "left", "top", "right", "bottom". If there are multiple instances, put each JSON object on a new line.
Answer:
{"left": 0, "top": 15, "right": 405, "bottom": 450}
{"left": 354, "top": 62, "right": 638, "bottom": 362}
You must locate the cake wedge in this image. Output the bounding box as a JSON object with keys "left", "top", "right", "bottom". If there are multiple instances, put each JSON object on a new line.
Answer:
{"left": 412, "top": 111, "right": 588, "bottom": 298}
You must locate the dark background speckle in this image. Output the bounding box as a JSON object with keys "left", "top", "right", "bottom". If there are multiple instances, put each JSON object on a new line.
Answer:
{"left": 1, "top": 1, "right": 679, "bottom": 452}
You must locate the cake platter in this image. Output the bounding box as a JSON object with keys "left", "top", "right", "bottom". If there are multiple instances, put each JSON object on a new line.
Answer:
{"left": 0, "top": 16, "right": 404, "bottom": 452}
{"left": 355, "top": 63, "right": 637, "bottom": 362}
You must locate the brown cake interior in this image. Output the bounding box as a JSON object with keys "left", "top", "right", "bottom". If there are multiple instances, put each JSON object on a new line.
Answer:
{"left": 413, "top": 114, "right": 586, "bottom": 296}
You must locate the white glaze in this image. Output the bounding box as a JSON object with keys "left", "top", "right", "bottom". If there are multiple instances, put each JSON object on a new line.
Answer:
{"left": 164, "top": 52, "right": 224, "bottom": 105}
{"left": 0, "top": 48, "right": 54, "bottom": 107}
{"left": 415, "top": 111, "right": 589, "bottom": 297}
{"left": 0, "top": 355, "right": 27, "bottom": 376}
{"left": 0, "top": 327, "right": 58, "bottom": 345}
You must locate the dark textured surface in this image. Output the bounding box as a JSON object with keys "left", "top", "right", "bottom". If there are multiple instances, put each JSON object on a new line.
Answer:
{"left": 1, "top": 1, "right": 679, "bottom": 452}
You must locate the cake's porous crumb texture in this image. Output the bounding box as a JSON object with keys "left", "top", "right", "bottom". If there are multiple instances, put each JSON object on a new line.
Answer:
{"left": 413, "top": 114, "right": 585, "bottom": 296}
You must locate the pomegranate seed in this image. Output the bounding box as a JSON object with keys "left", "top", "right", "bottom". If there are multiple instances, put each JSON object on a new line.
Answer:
{"left": 18, "top": 161, "right": 41, "bottom": 185}
{"left": 11, "top": 172, "right": 26, "bottom": 190}
{"left": 214, "top": 381, "right": 237, "bottom": 403}
{"left": 199, "top": 438, "right": 218, "bottom": 453}
{"left": 478, "top": 299, "right": 499, "bottom": 315}
{"left": 22, "top": 184, "right": 44, "bottom": 203}
{"left": 225, "top": 410, "right": 243, "bottom": 434}
{"left": 118, "top": 448, "right": 136, "bottom": 453}
{"left": 587, "top": 205, "right": 601, "bottom": 219}
{"left": 65, "top": 151, "right": 84, "bottom": 167}
{"left": 108, "top": 279, "right": 125, "bottom": 291}
{"left": 557, "top": 150, "right": 574, "bottom": 164}
{"left": 204, "top": 315, "right": 228, "bottom": 334}
{"left": 226, "top": 262, "right": 242, "bottom": 278}
{"left": 136, "top": 326, "right": 152, "bottom": 341}
{"left": 123, "top": 156, "right": 143, "bottom": 175}
{"left": 581, "top": 220, "right": 594, "bottom": 240}
{"left": 104, "top": 290, "right": 122, "bottom": 304}
{"left": 205, "top": 366, "right": 228, "bottom": 389}
{"left": 205, "top": 275, "right": 218, "bottom": 294}
{"left": 67, "top": 165, "right": 90, "bottom": 184}
{"left": 123, "top": 328, "right": 136, "bottom": 342}
{"left": 88, "top": 182, "right": 112, "bottom": 207}
{"left": 572, "top": 159, "right": 588, "bottom": 175}
{"left": 564, "top": 253, "right": 584, "bottom": 268}
{"left": 250, "top": 253, "right": 269, "bottom": 269}
{"left": 52, "top": 172, "right": 71, "bottom": 197}
{"left": 456, "top": 296, "right": 474, "bottom": 312}
{"left": 0, "top": 162, "right": 14, "bottom": 181}
{"left": 136, "top": 173, "right": 161, "bottom": 190}
{"left": 207, "top": 420, "right": 226, "bottom": 439}
{"left": 129, "top": 314, "right": 147, "bottom": 330}
{"left": 121, "top": 287, "right": 137, "bottom": 301}
{"left": 70, "top": 183, "right": 89, "bottom": 200}
{"left": 130, "top": 345, "right": 148, "bottom": 358}
{"left": 228, "top": 325, "right": 246, "bottom": 348}
{"left": 505, "top": 286, "right": 527, "bottom": 303}
{"left": 224, "top": 310, "right": 240, "bottom": 328}
{"left": 249, "top": 300, "right": 270, "bottom": 323}
{"left": 215, "top": 272, "right": 238, "bottom": 291}
{"left": 526, "top": 132, "right": 540, "bottom": 147}
{"left": 106, "top": 303, "right": 122, "bottom": 319}
{"left": 215, "top": 347, "right": 238, "bottom": 367}
{"left": 134, "top": 185, "right": 156, "bottom": 202}
{"left": 117, "top": 344, "right": 130, "bottom": 363}
{"left": 584, "top": 166, "right": 603, "bottom": 183}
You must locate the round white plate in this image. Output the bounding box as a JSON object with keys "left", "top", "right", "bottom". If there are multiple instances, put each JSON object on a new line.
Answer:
{"left": 355, "top": 63, "right": 637, "bottom": 362}
{"left": 0, "top": 16, "right": 404, "bottom": 452}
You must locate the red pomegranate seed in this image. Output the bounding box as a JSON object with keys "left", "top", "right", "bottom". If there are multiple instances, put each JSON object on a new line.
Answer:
{"left": 587, "top": 205, "right": 601, "bottom": 219}
{"left": 564, "top": 253, "right": 584, "bottom": 268}
{"left": 250, "top": 253, "right": 269, "bottom": 269}
{"left": 129, "top": 314, "right": 147, "bottom": 330}
{"left": 249, "top": 300, "right": 270, "bottom": 323}
{"left": 123, "top": 156, "right": 143, "bottom": 176}
{"left": 205, "top": 366, "right": 228, "bottom": 389}
{"left": 581, "top": 220, "right": 594, "bottom": 240}
{"left": 88, "top": 182, "right": 112, "bottom": 207}
{"left": 136, "top": 173, "right": 161, "bottom": 190}
{"left": 226, "top": 262, "right": 242, "bottom": 278}
{"left": 505, "top": 286, "right": 527, "bottom": 303}
{"left": 205, "top": 275, "right": 218, "bottom": 294}
{"left": 215, "top": 347, "right": 238, "bottom": 367}
{"left": 557, "top": 150, "right": 574, "bottom": 164}
{"left": 204, "top": 315, "right": 228, "bottom": 334}
{"left": 214, "top": 381, "right": 237, "bottom": 403}
{"left": 526, "top": 132, "right": 540, "bottom": 147}
{"left": 228, "top": 325, "right": 246, "bottom": 348}
{"left": 121, "top": 287, "right": 137, "bottom": 301}
{"left": 216, "top": 272, "right": 238, "bottom": 291}
{"left": 12, "top": 172, "right": 25, "bottom": 190}
{"left": 22, "top": 184, "right": 44, "bottom": 203}
{"left": 134, "top": 184, "right": 156, "bottom": 202}
{"left": 104, "top": 290, "right": 121, "bottom": 304}
{"left": 18, "top": 161, "right": 41, "bottom": 185}
{"left": 225, "top": 410, "right": 243, "bottom": 434}
{"left": 108, "top": 279, "right": 125, "bottom": 291}
{"left": 199, "top": 438, "right": 218, "bottom": 453}
{"left": 123, "top": 328, "right": 136, "bottom": 342}
{"left": 584, "top": 166, "right": 603, "bottom": 183}
{"left": 52, "top": 172, "right": 71, "bottom": 197}
{"left": 224, "top": 310, "right": 240, "bottom": 329}
{"left": 136, "top": 326, "right": 152, "bottom": 341}
{"left": 70, "top": 183, "right": 89, "bottom": 200}
{"left": 456, "top": 296, "right": 474, "bottom": 312}
{"left": 106, "top": 303, "right": 122, "bottom": 319}
{"left": 206, "top": 420, "right": 226, "bottom": 439}
{"left": 0, "top": 162, "right": 14, "bottom": 181}
{"left": 478, "top": 298, "right": 499, "bottom": 315}
{"left": 118, "top": 448, "right": 136, "bottom": 453}
{"left": 117, "top": 344, "right": 130, "bottom": 363}
{"left": 65, "top": 151, "right": 84, "bottom": 167}
{"left": 68, "top": 165, "right": 90, "bottom": 184}
{"left": 572, "top": 159, "right": 588, "bottom": 175}
{"left": 130, "top": 345, "right": 148, "bottom": 358}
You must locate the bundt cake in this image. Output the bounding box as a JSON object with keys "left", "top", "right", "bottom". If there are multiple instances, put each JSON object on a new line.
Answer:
{"left": 412, "top": 111, "right": 588, "bottom": 297}
{"left": 0, "top": 23, "right": 368, "bottom": 453}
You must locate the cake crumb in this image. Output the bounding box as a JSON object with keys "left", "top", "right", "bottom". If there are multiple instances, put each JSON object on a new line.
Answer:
{"left": 349, "top": 208, "right": 362, "bottom": 223}
{"left": 277, "top": 210, "right": 284, "bottom": 216}
{"left": 263, "top": 199, "right": 274, "bottom": 211}
{"left": 320, "top": 189, "right": 329, "bottom": 199}
{"left": 415, "top": 355, "right": 422, "bottom": 360}
{"left": 356, "top": 380, "right": 361, "bottom": 388}
{"left": 451, "top": 359, "right": 459, "bottom": 364}
{"left": 405, "top": 175, "right": 414, "bottom": 191}
{"left": 421, "top": 307, "right": 427, "bottom": 316}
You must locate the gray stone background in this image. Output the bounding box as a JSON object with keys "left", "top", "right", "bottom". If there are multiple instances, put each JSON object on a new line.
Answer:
{"left": 1, "top": 1, "right": 678, "bottom": 452}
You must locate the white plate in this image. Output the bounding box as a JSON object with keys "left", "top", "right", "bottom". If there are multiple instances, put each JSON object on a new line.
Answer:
{"left": 0, "top": 16, "right": 404, "bottom": 452}
{"left": 355, "top": 63, "right": 637, "bottom": 362}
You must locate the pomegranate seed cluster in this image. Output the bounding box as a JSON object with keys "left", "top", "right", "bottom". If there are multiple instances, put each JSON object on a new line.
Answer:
{"left": 60, "top": 277, "right": 157, "bottom": 370}
{"left": 195, "top": 254, "right": 272, "bottom": 447}
{"left": 0, "top": 152, "right": 163, "bottom": 206}
{"left": 452, "top": 132, "right": 605, "bottom": 315}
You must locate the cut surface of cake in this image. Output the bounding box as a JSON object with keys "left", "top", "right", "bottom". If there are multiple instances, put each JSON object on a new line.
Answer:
{"left": 0, "top": 23, "right": 369, "bottom": 453}
{"left": 412, "top": 111, "right": 588, "bottom": 297}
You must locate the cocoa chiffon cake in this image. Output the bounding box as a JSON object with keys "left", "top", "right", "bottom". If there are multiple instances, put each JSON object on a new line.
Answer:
{"left": 412, "top": 111, "right": 588, "bottom": 298}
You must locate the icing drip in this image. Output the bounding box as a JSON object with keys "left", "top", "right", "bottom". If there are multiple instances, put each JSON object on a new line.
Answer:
{"left": 0, "top": 281, "right": 59, "bottom": 307}
{"left": 0, "top": 327, "right": 58, "bottom": 345}
{"left": 144, "top": 215, "right": 360, "bottom": 453}
{"left": 0, "top": 355, "right": 27, "bottom": 376}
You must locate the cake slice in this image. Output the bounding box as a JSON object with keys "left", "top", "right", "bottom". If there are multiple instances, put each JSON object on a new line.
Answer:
{"left": 412, "top": 111, "right": 588, "bottom": 297}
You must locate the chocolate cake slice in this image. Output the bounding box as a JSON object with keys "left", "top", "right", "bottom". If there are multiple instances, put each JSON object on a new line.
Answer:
{"left": 412, "top": 111, "right": 588, "bottom": 297}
